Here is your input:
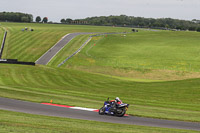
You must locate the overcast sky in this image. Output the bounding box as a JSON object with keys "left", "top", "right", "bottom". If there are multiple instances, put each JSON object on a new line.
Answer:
{"left": 1, "top": 0, "right": 200, "bottom": 22}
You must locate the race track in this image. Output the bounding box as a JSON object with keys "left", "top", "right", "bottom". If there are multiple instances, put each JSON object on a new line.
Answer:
{"left": 19, "top": 32, "right": 200, "bottom": 131}
{"left": 35, "top": 32, "right": 94, "bottom": 65}
{"left": 0, "top": 97, "right": 200, "bottom": 131}
{"left": 35, "top": 32, "right": 128, "bottom": 65}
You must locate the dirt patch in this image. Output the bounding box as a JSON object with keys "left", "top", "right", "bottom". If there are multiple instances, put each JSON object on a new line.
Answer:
{"left": 66, "top": 66, "right": 200, "bottom": 81}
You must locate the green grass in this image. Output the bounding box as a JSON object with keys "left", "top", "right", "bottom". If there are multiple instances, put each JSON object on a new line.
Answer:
{"left": 0, "top": 22, "right": 131, "bottom": 62}
{"left": 0, "top": 22, "right": 200, "bottom": 131}
{"left": 58, "top": 31, "right": 200, "bottom": 80}
{"left": 0, "top": 110, "right": 198, "bottom": 133}
{"left": 0, "top": 64, "right": 200, "bottom": 122}
{"left": 0, "top": 26, "right": 4, "bottom": 48}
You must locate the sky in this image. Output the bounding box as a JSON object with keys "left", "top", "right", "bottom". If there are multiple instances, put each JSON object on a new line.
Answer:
{"left": 0, "top": 0, "right": 200, "bottom": 22}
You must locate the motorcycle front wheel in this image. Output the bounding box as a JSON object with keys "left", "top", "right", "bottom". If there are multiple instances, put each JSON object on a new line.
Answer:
{"left": 98, "top": 107, "right": 105, "bottom": 115}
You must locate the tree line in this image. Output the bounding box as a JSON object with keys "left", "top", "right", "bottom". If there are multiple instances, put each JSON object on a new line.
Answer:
{"left": 61, "top": 15, "right": 200, "bottom": 31}
{"left": 35, "top": 16, "right": 48, "bottom": 23}
{"left": 1, "top": 12, "right": 200, "bottom": 31}
{"left": 0, "top": 12, "right": 48, "bottom": 23}
{"left": 0, "top": 12, "right": 33, "bottom": 22}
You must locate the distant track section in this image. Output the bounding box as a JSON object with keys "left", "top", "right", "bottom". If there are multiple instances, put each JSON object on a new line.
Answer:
{"left": 58, "top": 32, "right": 128, "bottom": 67}
{"left": 35, "top": 32, "right": 95, "bottom": 65}
{"left": 36, "top": 32, "right": 129, "bottom": 66}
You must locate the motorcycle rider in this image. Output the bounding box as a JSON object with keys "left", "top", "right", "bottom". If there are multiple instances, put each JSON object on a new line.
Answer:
{"left": 109, "top": 97, "right": 123, "bottom": 112}
{"left": 115, "top": 97, "right": 123, "bottom": 104}
{"left": 99, "top": 97, "right": 129, "bottom": 116}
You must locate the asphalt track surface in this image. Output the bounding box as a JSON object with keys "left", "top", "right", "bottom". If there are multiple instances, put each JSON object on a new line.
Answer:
{"left": 35, "top": 32, "right": 94, "bottom": 65}
{"left": 0, "top": 97, "right": 200, "bottom": 131}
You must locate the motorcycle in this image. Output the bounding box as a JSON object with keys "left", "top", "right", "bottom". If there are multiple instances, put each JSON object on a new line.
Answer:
{"left": 98, "top": 98, "right": 129, "bottom": 117}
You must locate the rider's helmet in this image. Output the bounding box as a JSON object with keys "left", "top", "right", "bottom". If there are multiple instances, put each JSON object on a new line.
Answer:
{"left": 115, "top": 97, "right": 120, "bottom": 102}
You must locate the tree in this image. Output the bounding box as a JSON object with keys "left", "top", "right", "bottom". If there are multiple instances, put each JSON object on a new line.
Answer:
{"left": 110, "top": 17, "right": 120, "bottom": 25}
{"left": 42, "top": 17, "right": 48, "bottom": 23}
{"left": 188, "top": 26, "right": 197, "bottom": 31}
{"left": 21, "top": 16, "right": 29, "bottom": 22}
{"left": 77, "top": 15, "right": 200, "bottom": 30}
{"left": 36, "top": 16, "right": 41, "bottom": 23}
{"left": 0, "top": 12, "right": 33, "bottom": 22}
{"left": 28, "top": 14, "right": 33, "bottom": 22}
{"left": 197, "top": 27, "right": 200, "bottom": 32}
{"left": 66, "top": 18, "right": 72, "bottom": 24}
{"left": 60, "top": 18, "right": 66, "bottom": 23}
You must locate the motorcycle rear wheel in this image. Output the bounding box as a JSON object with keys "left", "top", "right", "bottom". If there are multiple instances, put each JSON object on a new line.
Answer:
{"left": 116, "top": 108, "right": 126, "bottom": 117}
{"left": 98, "top": 107, "right": 105, "bottom": 115}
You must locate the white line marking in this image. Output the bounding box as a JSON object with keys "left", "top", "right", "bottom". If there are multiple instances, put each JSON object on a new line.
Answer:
{"left": 70, "top": 107, "right": 98, "bottom": 111}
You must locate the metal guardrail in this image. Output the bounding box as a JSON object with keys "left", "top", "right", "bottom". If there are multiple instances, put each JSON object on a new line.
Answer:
{"left": 0, "top": 59, "right": 35, "bottom": 66}
{"left": 58, "top": 37, "right": 92, "bottom": 67}
{"left": 0, "top": 30, "right": 7, "bottom": 59}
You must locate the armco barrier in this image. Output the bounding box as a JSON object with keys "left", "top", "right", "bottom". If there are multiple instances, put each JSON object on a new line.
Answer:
{"left": 0, "top": 31, "right": 7, "bottom": 59}
{"left": 0, "top": 59, "right": 35, "bottom": 66}
{"left": 58, "top": 37, "right": 92, "bottom": 67}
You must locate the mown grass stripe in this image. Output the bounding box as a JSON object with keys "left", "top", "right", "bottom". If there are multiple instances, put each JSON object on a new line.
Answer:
{"left": 8, "top": 31, "right": 47, "bottom": 60}
{"left": 9, "top": 33, "right": 38, "bottom": 59}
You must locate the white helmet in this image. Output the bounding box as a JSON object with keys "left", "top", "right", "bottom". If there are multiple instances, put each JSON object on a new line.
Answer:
{"left": 115, "top": 97, "right": 120, "bottom": 102}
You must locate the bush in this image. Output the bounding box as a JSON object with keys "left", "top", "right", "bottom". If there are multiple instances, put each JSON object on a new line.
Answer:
{"left": 197, "top": 27, "right": 200, "bottom": 32}
{"left": 188, "top": 26, "right": 197, "bottom": 31}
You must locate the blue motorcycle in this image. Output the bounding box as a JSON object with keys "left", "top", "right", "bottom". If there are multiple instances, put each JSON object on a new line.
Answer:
{"left": 98, "top": 98, "right": 129, "bottom": 117}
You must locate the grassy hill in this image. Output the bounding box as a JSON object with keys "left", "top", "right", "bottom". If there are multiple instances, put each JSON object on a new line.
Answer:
{"left": 0, "top": 64, "right": 200, "bottom": 122}
{"left": 54, "top": 30, "right": 200, "bottom": 80}
{"left": 0, "top": 22, "right": 200, "bottom": 132}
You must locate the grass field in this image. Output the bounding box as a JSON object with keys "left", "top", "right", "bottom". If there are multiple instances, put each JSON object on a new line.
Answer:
{"left": 0, "top": 64, "right": 200, "bottom": 122}
{"left": 1, "top": 110, "right": 198, "bottom": 133}
{"left": 57, "top": 30, "right": 200, "bottom": 80}
{"left": 0, "top": 22, "right": 200, "bottom": 132}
